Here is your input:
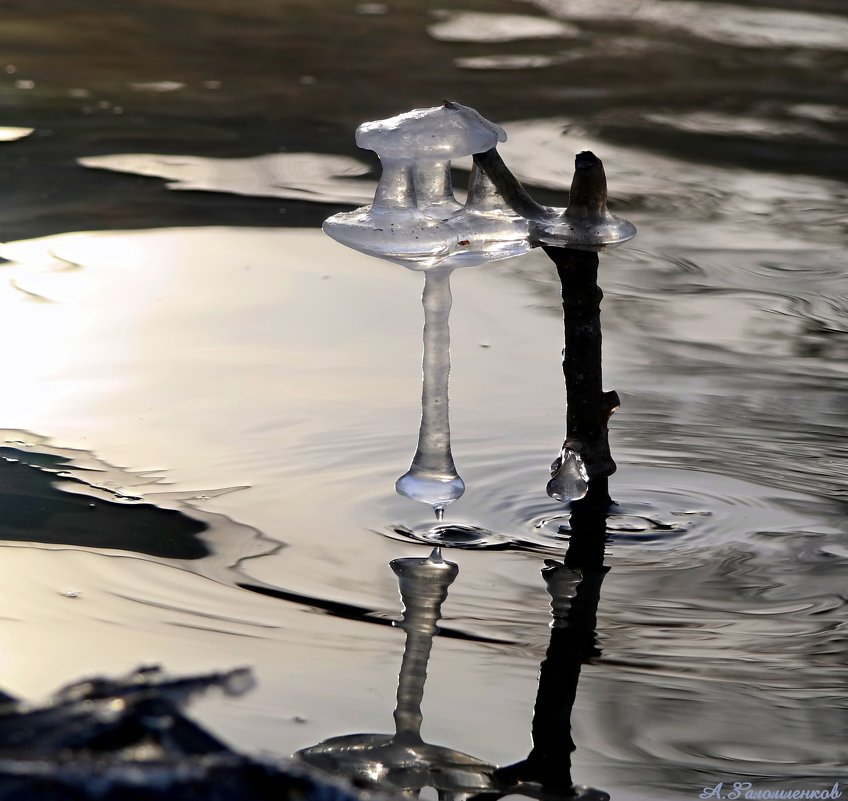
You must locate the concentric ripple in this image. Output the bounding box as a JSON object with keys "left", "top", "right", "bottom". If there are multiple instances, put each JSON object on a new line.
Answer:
{"left": 378, "top": 458, "right": 838, "bottom": 557}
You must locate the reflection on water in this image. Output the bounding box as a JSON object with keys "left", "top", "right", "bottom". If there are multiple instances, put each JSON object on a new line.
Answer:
{"left": 0, "top": 436, "right": 210, "bottom": 560}
{"left": 298, "top": 549, "right": 495, "bottom": 795}
{"left": 427, "top": 11, "right": 578, "bottom": 44}
{"left": 298, "top": 514, "right": 611, "bottom": 801}
{"left": 0, "top": 220, "right": 844, "bottom": 799}
{"left": 0, "top": 127, "right": 33, "bottom": 142}
{"left": 80, "top": 152, "right": 376, "bottom": 206}
{"left": 0, "top": 0, "right": 846, "bottom": 797}
{"left": 529, "top": 0, "right": 848, "bottom": 50}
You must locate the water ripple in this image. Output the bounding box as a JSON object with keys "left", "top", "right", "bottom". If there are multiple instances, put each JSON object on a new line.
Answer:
{"left": 428, "top": 11, "right": 577, "bottom": 43}
{"left": 529, "top": 0, "right": 848, "bottom": 50}
{"left": 79, "top": 152, "right": 375, "bottom": 205}
{"left": 376, "top": 458, "right": 842, "bottom": 560}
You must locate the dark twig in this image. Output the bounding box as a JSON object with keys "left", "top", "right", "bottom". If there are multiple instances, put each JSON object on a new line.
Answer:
{"left": 545, "top": 245, "right": 619, "bottom": 482}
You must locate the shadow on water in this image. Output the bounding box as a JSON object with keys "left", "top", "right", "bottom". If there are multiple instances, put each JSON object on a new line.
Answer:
{"left": 0, "top": 440, "right": 209, "bottom": 560}
{"left": 0, "top": 429, "right": 277, "bottom": 570}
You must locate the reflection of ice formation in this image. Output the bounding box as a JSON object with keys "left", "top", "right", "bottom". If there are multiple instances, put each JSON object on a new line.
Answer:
{"left": 298, "top": 543, "right": 611, "bottom": 801}
{"left": 297, "top": 549, "right": 496, "bottom": 795}
{"left": 323, "top": 102, "right": 531, "bottom": 270}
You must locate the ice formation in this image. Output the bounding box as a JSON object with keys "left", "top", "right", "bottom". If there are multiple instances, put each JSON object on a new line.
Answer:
{"left": 323, "top": 103, "right": 638, "bottom": 520}
{"left": 395, "top": 268, "right": 465, "bottom": 518}
{"left": 323, "top": 101, "right": 531, "bottom": 270}
{"left": 530, "top": 150, "right": 637, "bottom": 250}
{"left": 323, "top": 103, "right": 636, "bottom": 266}
{"left": 546, "top": 445, "right": 589, "bottom": 503}
{"left": 355, "top": 102, "right": 506, "bottom": 161}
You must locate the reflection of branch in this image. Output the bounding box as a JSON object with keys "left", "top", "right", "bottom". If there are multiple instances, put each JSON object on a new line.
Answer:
{"left": 474, "top": 484, "right": 610, "bottom": 801}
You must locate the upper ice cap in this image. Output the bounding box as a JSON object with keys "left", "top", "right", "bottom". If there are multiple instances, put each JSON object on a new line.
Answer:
{"left": 355, "top": 101, "right": 506, "bottom": 161}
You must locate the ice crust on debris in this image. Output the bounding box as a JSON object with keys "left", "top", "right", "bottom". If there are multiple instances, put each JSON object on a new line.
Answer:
{"left": 323, "top": 102, "right": 530, "bottom": 270}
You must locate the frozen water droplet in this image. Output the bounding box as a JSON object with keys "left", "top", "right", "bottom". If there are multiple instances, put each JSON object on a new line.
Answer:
{"left": 546, "top": 446, "right": 589, "bottom": 502}
{"left": 396, "top": 469, "right": 465, "bottom": 507}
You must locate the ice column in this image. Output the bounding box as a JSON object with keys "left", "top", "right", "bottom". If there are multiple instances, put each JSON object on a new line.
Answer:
{"left": 395, "top": 266, "right": 464, "bottom": 519}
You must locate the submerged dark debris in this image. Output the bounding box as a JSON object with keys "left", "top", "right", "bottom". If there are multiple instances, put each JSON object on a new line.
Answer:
{"left": 0, "top": 666, "right": 373, "bottom": 801}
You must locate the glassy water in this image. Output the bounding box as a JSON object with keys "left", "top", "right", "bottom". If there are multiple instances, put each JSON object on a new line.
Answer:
{"left": 0, "top": 0, "right": 845, "bottom": 798}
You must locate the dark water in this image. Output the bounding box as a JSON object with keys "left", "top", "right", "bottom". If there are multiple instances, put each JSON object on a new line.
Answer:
{"left": 0, "top": 1, "right": 846, "bottom": 799}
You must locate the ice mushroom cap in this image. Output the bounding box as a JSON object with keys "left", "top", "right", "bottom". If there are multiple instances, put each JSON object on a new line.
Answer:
{"left": 355, "top": 101, "right": 506, "bottom": 162}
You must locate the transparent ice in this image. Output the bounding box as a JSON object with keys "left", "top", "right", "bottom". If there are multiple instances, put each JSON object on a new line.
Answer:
{"left": 323, "top": 103, "right": 637, "bottom": 522}
{"left": 395, "top": 267, "right": 465, "bottom": 518}
{"left": 530, "top": 191, "right": 636, "bottom": 251}
{"left": 546, "top": 445, "right": 589, "bottom": 503}
{"left": 323, "top": 102, "right": 531, "bottom": 271}
{"left": 540, "top": 151, "right": 636, "bottom": 249}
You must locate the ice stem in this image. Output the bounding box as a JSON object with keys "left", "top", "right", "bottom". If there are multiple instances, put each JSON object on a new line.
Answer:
{"left": 396, "top": 267, "right": 465, "bottom": 516}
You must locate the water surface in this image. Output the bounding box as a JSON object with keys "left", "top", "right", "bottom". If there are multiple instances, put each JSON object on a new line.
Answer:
{"left": 0, "top": 1, "right": 846, "bottom": 798}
